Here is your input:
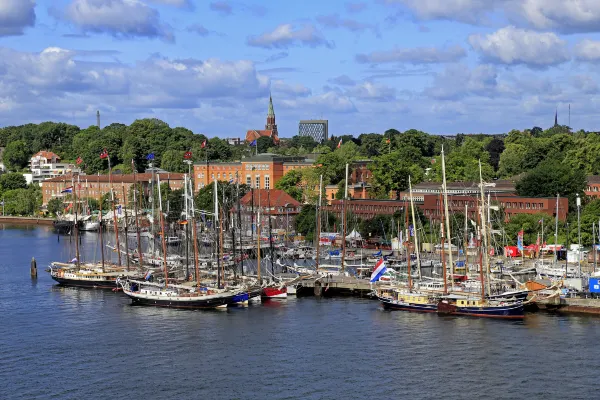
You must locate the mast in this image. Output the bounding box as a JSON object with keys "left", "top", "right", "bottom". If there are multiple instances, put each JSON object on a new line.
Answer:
{"left": 341, "top": 163, "right": 349, "bottom": 272}
{"left": 236, "top": 173, "right": 244, "bottom": 276}
{"left": 108, "top": 155, "right": 121, "bottom": 267}
{"left": 133, "top": 174, "right": 143, "bottom": 270}
{"left": 477, "top": 198, "right": 485, "bottom": 301}
{"left": 158, "top": 176, "right": 169, "bottom": 288}
{"left": 151, "top": 162, "right": 155, "bottom": 256}
{"left": 267, "top": 189, "right": 275, "bottom": 280}
{"left": 440, "top": 193, "right": 447, "bottom": 294}
{"left": 464, "top": 202, "right": 469, "bottom": 272}
{"left": 554, "top": 193, "right": 559, "bottom": 265}
{"left": 316, "top": 175, "right": 323, "bottom": 272}
{"left": 409, "top": 176, "right": 421, "bottom": 280}
{"left": 73, "top": 177, "right": 81, "bottom": 268}
{"left": 406, "top": 199, "right": 412, "bottom": 291}
{"left": 486, "top": 192, "right": 493, "bottom": 294}
{"left": 214, "top": 179, "right": 221, "bottom": 289}
{"left": 184, "top": 174, "right": 190, "bottom": 280}
{"left": 189, "top": 179, "right": 200, "bottom": 287}
{"left": 441, "top": 147, "right": 454, "bottom": 291}
{"left": 122, "top": 185, "right": 130, "bottom": 271}
{"left": 99, "top": 189, "right": 105, "bottom": 272}
{"left": 220, "top": 206, "right": 224, "bottom": 287}
{"left": 257, "top": 189, "right": 261, "bottom": 284}
{"left": 478, "top": 161, "right": 490, "bottom": 297}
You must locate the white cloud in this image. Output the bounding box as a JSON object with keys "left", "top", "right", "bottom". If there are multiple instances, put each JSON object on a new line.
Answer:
{"left": 512, "top": 0, "right": 600, "bottom": 34}
{"left": 425, "top": 64, "right": 498, "bottom": 99}
{"left": 63, "top": 0, "right": 174, "bottom": 42}
{"left": 574, "top": 39, "right": 600, "bottom": 62}
{"left": 571, "top": 74, "right": 599, "bottom": 94}
{"left": 209, "top": 1, "right": 232, "bottom": 15}
{"left": 384, "top": 0, "right": 503, "bottom": 24}
{"left": 246, "top": 24, "right": 333, "bottom": 49}
{"left": 316, "top": 14, "right": 377, "bottom": 34}
{"left": 356, "top": 45, "right": 466, "bottom": 64}
{"left": 344, "top": 82, "right": 396, "bottom": 101}
{"left": 271, "top": 80, "right": 312, "bottom": 97}
{"left": 147, "top": 0, "right": 193, "bottom": 8}
{"left": 0, "top": 0, "right": 35, "bottom": 36}
{"left": 468, "top": 26, "right": 569, "bottom": 66}
{"left": 345, "top": 2, "right": 367, "bottom": 13}
{"left": 280, "top": 92, "right": 356, "bottom": 113}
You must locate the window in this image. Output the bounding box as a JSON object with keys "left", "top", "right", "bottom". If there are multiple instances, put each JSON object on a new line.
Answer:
{"left": 200, "top": 173, "right": 204, "bottom": 179}
{"left": 255, "top": 175, "right": 260, "bottom": 189}
{"left": 265, "top": 175, "right": 270, "bottom": 189}
{"left": 246, "top": 175, "right": 251, "bottom": 186}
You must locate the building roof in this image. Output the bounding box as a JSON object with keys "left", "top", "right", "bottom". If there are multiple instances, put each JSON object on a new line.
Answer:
{"left": 32, "top": 151, "right": 60, "bottom": 161}
{"left": 588, "top": 175, "right": 600, "bottom": 184}
{"left": 42, "top": 172, "right": 185, "bottom": 184}
{"left": 246, "top": 129, "right": 278, "bottom": 143}
{"left": 411, "top": 179, "right": 516, "bottom": 192}
{"left": 240, "top": 189, "right": 300, "bottom": 208}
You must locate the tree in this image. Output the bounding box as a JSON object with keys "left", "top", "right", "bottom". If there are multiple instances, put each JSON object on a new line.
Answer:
{"left": 0, "top": 173, "right": 27, "bottom": 191}
{"left": 294, "top": 204, "right": 336, "bottom": 242}
{"left": 2, "top": 186, "right": 41, "bottom": 215}
{"left": 47, "top": 197, "right": 64, "bottom": 215}
{"left": 289, "top": 135, "right": 317, "bottom": 152}
{"left": 358, "top": 133, "right": 383, "bottom": 157}
{"left": 160, "top": 150, "right": 186, "bottom": 173}
{"left": 256, "top": 136, "right": 275, "bottom": 154}
{"left": 516, "top": 160, "right": 587, "bottom": 210}
{"left": 3, "top": 140, "right": 30, "bottom": 171}
{"left": 206, "top": 138, "right": 232, "bottom": 161}
{"left": 498, "top": 143, "right": 527, "bottom": 178}
{"left": 370, "top": 151, "right": 424, "bottom": 199}
{"left": 194, "top": 181, "right": 250, "bottom": 213}
{"left": 275, "top": 170, "right": 304, "bottom": 201}
{"left": 485, "top": 138, "right": 505, "bottom": 171}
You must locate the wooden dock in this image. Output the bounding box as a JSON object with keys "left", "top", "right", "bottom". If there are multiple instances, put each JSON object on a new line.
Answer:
{"left": 537, "top": 296, "right": 600, "bottom": 315}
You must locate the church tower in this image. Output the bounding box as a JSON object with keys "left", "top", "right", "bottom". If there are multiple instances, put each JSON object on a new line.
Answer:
{"left": 265, "top": 94, "right": 277, "bottom": 136}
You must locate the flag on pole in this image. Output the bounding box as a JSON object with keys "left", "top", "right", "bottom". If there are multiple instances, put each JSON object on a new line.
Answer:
{"left": 70, "top": 257, "right": 78, "bottom": 263}
{"left": 100, "top": 149, "right": 109, "bottom": 159}
{"left": 201, "top": 140, "right": 207, "bottom": 149}
{"left": 337, "top": 138, "right": 342, "bottom": 149}
{"left": 117, "top": 205, "right": 122, "bottom": 215}
{"left": 409, "top": 224, "right": 415, "bottom": 237}
{"left": 61, "top": 187, "right": 73, "bottom": 193}
{"left": 184, "top": 151, "right": 192, "bottom": 160}
{"left": 370, "top": 259, "right": 388, "bottom": 282}
{"left": 144, "top": 270, "right": 152, "bottom": 280}
{"left": 76, "top": 157, "right": 83, "bottom": 165}
{"left": 146, "top": 153, "right": 155, "bottom": 160}
{"left": 386, "top": 138, "right": 391, "bottom": 144}
{"left": 249, "top": 140, "right": 257, "bottom": 147}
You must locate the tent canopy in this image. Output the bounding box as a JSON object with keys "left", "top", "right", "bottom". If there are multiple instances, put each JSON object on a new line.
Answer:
{"left": 346, "top": 229, "right": 362, "bottom": 240}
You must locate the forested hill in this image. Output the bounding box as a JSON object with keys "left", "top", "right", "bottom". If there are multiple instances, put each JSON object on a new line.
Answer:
{"left": 0, "top": 119, "right": 596, "bottom": 205}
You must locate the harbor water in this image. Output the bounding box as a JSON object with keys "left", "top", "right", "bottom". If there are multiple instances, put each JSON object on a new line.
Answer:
{"left": 1, "top": 224, "right": 599, "bottom": 400}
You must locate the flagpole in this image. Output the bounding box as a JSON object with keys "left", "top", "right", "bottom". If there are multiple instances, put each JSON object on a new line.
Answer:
{"left": 108, "top": 154, "right": 122, "bottom": 267}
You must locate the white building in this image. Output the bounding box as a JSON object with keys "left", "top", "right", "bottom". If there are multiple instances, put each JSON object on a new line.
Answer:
{"left": 29, "top": 151, "right": 82, "bottom": 185}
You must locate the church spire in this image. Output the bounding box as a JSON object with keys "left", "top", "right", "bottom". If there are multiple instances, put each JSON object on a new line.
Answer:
{"left": 554, "top": 108, "right": 558, "bottom": 126}
{"left": 268, "top": 93, "right": 275, "bottom": 117}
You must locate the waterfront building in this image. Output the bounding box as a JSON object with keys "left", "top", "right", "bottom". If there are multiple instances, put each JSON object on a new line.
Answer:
{"left": 585, "top": 176, "right": 600, "bottom": 198}
{"left": 41, "top": 173, "right": 184, "bottom": 205}
{"left": 235, "top": 189, "right": 301, "bottom": 235}
{"left": 246, "top": 95, "right": 279, "bottom": 144}
{"left": 323, "top": 160, "right": 374, "bottom": 200}
{"left": 29, "top": 151, "right": 82, "bottom": 185}
{"left": 324, "top": 194, "right": 568, "bottom": 222}
{"left": 193, "top": 153, "right": 316, "bottom": 192}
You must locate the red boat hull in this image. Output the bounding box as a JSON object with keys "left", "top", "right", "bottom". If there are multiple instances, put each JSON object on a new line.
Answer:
{"left": 261, "top": 287, "right": 287, "bottom": 299}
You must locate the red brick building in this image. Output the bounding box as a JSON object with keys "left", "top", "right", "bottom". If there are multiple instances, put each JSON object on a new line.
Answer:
{"left": 235, "top": 189, "right": 301, "bottom": 233}
{"left": 41, "top": 173, "right": 184, "bottom": 206}
{"left": 586, "top": 176, "right": 600, "bottom": 198}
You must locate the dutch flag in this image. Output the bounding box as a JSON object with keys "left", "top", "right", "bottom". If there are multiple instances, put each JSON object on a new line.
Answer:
{"left": 144, "top": 270, "right": 152, "bottom": 280}
{"left": 370, "top": 258, "right": 388, "bottom": 283}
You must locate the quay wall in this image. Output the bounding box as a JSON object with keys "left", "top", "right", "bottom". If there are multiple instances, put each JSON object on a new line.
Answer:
{"left": 0, "top": 216, "right": 54, "bottom": 226}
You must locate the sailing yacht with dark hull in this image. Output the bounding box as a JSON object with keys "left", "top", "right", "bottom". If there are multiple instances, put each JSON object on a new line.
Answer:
{"left": 49, "top": 263, "right": 132, "bottom": 289}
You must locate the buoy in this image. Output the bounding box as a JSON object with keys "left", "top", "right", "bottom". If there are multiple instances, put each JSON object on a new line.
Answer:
{"left": 30, "top": 257, "right": 37, "bottom": 278}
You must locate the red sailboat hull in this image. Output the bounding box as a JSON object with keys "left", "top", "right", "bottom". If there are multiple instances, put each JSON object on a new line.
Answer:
{"left": 261, "top": 286, "right": 287, "bottom": 299}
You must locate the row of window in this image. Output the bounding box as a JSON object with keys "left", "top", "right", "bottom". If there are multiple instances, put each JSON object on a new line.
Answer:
{"left": 501, "top": 202, "right": 546, "bottom": 210}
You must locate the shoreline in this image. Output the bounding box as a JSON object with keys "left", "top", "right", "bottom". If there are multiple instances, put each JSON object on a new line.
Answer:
{"left": 0, "top": 216, "right": 54, "bottom": 226}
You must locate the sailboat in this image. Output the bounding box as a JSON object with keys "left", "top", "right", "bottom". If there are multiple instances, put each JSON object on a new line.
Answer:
{"left": 376, "top": 176, "right": 440, "bottom": 312}
{"left": 436, "top": 161, "right": 525, "bottom": 320}
{"left": 261, "top": 189, "right": 288, "bottom": 299}
{"left": 120, "top": 176, "right": 240, "bottom": 309}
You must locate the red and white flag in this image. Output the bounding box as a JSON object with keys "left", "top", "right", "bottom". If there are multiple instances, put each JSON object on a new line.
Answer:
{"left": 201, "top": 140, "right": 207, "bottom": 149}
{"left": 76, "top": 156, "right": 83, "bottom": 165}
{"left": 336, "top": 139, "right": 342, "bottom": 149}
{"left": 99, "top": 149, "right": 109, "bottom": 159}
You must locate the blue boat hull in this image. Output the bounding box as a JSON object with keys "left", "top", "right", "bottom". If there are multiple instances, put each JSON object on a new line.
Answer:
{"left": 379, "top": 297, "right": 437, "bottom": 313}
{"left": 231, "top": 292, "right": 249, "bottom": 304}
{"left": 438, "top": 300, "right": 524, "bottom": 319}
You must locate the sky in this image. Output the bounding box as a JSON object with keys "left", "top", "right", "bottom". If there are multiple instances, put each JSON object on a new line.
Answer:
{"left": 2, "top": 0, "right": 600, "bottom": 138}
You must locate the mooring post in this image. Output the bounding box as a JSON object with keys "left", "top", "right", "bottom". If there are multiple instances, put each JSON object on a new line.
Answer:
{"left": 30, "top": 257, "right": 37, "bottom": 278}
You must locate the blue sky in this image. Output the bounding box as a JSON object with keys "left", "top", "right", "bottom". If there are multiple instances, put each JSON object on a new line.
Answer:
{"left": 2, "top": 0, "right": 600, "bottom": 138}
